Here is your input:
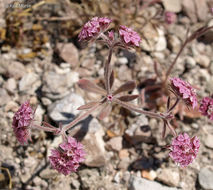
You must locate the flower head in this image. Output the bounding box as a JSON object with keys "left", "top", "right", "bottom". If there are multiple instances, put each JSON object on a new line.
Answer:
{"left": 49, "top": 137, "right": 86, "bottom": 175}
{"left": 199, "top": 97, "right": 213, "bottom": 120}
{"left": 78, "top": 17, "right": 112, "bottom": 41}
{"left": 119, "top": 25, "right": 141, "bottom": 47}
{"left": 170, "top": 77, "right": 198, "bottom": 109}
{"left": 169, "top": 133, "right": 200, "bottom": 167}
{"left": 12, "top": 101, "right": 34, "bottom": 144}
{"left": 164, "top": 11, "right": 177, "bottom": 24}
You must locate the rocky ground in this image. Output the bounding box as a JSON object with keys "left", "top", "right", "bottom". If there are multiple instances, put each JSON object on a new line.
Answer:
{"left": 0, "top": 0, "right": 213, "bottom": 190}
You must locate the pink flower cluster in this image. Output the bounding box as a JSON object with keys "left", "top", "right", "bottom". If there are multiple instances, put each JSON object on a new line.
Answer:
{"left": 119, "top": 25, "right": 141, "bottom": 47}
{"left": 169, "top": 133, "right": 200, "bottom": 167}
{"left": 49, "top": 137, "right": 86, "bottom": 175}
{"left": 170, "top": 77, "right": 198, "bottom": 109}
{"left": 164, "top": 11, "right": 177, "bottom": 24}
{"left": 78, "top": 17, "right": 112, "bottom": 41}
{"left": 199, "top": 97, "right": 213, "bottom": 120}
{"left": 12, "top": 102, "right": 34, "bottom": 144}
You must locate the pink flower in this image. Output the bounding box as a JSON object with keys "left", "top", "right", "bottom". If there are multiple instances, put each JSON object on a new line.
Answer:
{"left": 78, "top": 17, "right": 112, "bottom": 41}
{"left": 49, "top": 137, "right": 86, "bottom": 175}
{"left": 108, "top": 30, "right": 114, "bottom": 41}
{"left": 169, "top": 133, "right": 200, "bottom": 167}
{"left": 119, "top": 25, "right": 141, "bottom": 47}
{"left": 12, "top": 101, "right": 34, "bottom": 144}
{"left": 170, "top": 77, "right": 198, "bottom": 109}
{"left": 199, "top": 97, "right": 213, "bottom": 120}
{"left": 164, "top": 11, "right": 177, "bottom": 24}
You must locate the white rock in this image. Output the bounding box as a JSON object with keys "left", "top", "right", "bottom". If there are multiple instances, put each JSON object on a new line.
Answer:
{"left": 4, "top": 78, "right": 17, "bottom": 93}
{"left": 204, "top": 134, "right": 213, "bottom": 149}
{"left": 162, "top": 0, "right": 182, "bottom": 13}
{"left": 69, "top": 118, "right": 107, "bottom": 167}
{"left": 195, "top": 55, "right": 210, "bottom": 68}
{"left": 157, "top": 168, "right": 180, "bottom": 187}
{"left": 34, "top": 105, "right": 45, "bottom": 124}
{"left": 155, "top": 28, "right": 167, "bottom": 52}
{"left": 107, "top": 136, "right": 123, "bottom": 151}
{"left": 184, "top": 56, "right": 196, "bottom": 69}
{"left": 48, "top": 93, "right": 84, "bottom": 124}
{"left": 42, "top": 71, "right": 79, "bottom": 100}
{"left": 129, "top": 175, "right": 181, "bottom": 190}
{"left": 199, "top": 167, "right": 213, "bottom": 190}
{"left": 167, "top": 35, "right": 181, "bottom": 53}
{"left": 19, "top": 73, "right": 41, "bottom": 94}
{"left": 118, "top": 57, "right": 128, "bottom": 65}
{"left": 57, "top": 43, "right": 79, "bottom": 68}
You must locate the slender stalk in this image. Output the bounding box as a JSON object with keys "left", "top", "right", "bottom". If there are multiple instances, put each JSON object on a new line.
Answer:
{"left": 164, "top": 40, "right": 188, "bottom": 83}
{"left": 113, "top": 98, "right": 165, "bottom": 119}
{"left": 31, "top": 124, "right": 57, "bottom": 133}
{"left": 168, "top": 98, "right": 179, "bottom": 112}
{"left": 63, "top": 103, "right": 101, "bottom": 132}
{"left": 164, "top": 25, "right": 213, "bottom": 84}
{"left": 105, "top": 47, "right": 113, "bottom": 94}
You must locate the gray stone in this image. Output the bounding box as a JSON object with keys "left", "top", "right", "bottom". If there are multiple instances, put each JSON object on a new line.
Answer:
{"left": 162, "top": 0, "right": 182, "bottom": 13}
{"left": 39, "top": 168, "right": 59, "bottom": 179}
{"left": 0, "top": 76, "right": 3, "bottom": 86}
{"left": 19, "top": 73, "right": 41, "bottom": 94}
{"left": 4, "top": 101, "right": 19, "bottom": 112}
{"left": 167, "top": 35, "right": 181, "bottom": 54}
{"left": 129, "top": 175, "right": 181, "bottom": 190}
{"left": 204, "top": 134, "right": 213, "bottom": 149}
{"left": 206, "top": 77, "right": 213, "bottom": 93}
{"left": 118, "top": 157, "right": 131, "bottom": 170}
{"left": 182, "top": 0, "right": 197, "bottom": 23}
{"left": 125, "top": 115, "right": 151, "bottom": 144}
{"left": 33, "top": 176, "right": 48, "bottom": 188}
{"left": 34, "top": 105, "right": 45, "bottom": 124}
{"left": 41, "top": 97, "right": 52, "bottom": 106}
{"left": 157, "top": 168, "right": 180, "bottom": 187}
{"left": 21, "top": 156, "right": 38, "bottom": 183}
{"left": 57, "top": 43, "right": 79, "bottom": 67}
{"left": 0, "top": 145, "right": 13, "bottom": 160}
{"left": 4, "top": 78, "right": 16, "bottom": 93}
{"left": 49, "top": 176, "right": 73, "bottom": 190}
{"left": 210, "top": 61, "right": 213, "bottom": 75}
{"left": 107, "top": 136, "right": 123, "bottom": 152}
{"left": 184, "top": 56, "right": 196, "bottom": 69}
{"left": 195, "top": 55, "right": 210, "bottom": 68}
{"left": 194, "top": 0, "right": 208, "bottom": 21}
{"left": 69, "top": 118, "right": 107, "bottom": 167}
{"left": 79, "top": 169, "right": 100, "bottom": 189}
{"left": 118, "top": 65, "right": 132, "bottom": 81}
{"left": 48, "top": 93, "right": 84, "bottom": 124}
{"left": 140, "top": 23, "right": 159, "bottom": 52}
{"left": 79, "top": 168, "right": 123, "bottom": 190}
{"left": 199, "top": 167, "right": 213, "bottom": 190}
{"left": 155, "top": 29, "right": 167, "bottom": 52}
{"left": 118, "top": 57, "right": 128, "bottom": 65}
{"left": 0, "top": 88, "right": 11, "bottom": 106}
{"left": 70, "top": 178, "right": 80, "bottom": 189}
{"left": 42, "top": 71, "right": 79, "bottom": 100}
{"left": 8, "top": 61, "right": 27, "bottom": 79}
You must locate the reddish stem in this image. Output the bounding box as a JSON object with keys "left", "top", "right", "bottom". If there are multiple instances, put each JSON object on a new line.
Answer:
{"left": 31, "top": 124, "right": 58, "bottom": 133}
{"left": 62, "top": 103, "right": 101, "bottom": 132}
{"left": 113, "top": 97, "right": 166, "bottom": 119}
